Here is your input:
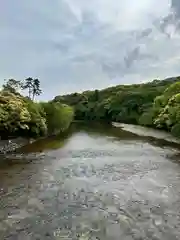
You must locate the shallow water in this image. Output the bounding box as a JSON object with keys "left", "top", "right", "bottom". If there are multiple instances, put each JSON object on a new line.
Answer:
{"left": 0, "top": 124, "right": 180, "bottom": 239}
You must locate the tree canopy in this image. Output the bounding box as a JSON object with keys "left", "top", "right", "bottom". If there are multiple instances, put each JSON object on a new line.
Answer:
{"left": 54, "top": 76, "right": 180, "bottom": 137}
{"left": 1, "top": 75, "right": 180, "bottom": 139}
{"left": 0, "top": 78, "right": 74, "bottom": 138}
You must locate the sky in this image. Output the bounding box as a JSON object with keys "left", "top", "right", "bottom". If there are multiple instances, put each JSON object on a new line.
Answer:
{"left": 0, "top": 0, "right": 180, "bottom": 99}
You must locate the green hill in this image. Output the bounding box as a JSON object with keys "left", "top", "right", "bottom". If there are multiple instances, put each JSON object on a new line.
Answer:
{"left": 54, "top": 76, "right": 180, "bottom": 137}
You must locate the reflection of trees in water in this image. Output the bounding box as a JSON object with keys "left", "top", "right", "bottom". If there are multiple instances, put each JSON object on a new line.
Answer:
{"left": 167, "top": 152, "right": 180, "bottom": 163}
{"left": 19, "top": 129, "right": 74, "bottom": 153}
{"left": 17, "top": 122, "right": 180, "bottom": 155}
{"left": 76, "top": 122, "right": 180, "bottom": 151}
{"left": 147, "top": 137, "right": 180, "bottom": 150}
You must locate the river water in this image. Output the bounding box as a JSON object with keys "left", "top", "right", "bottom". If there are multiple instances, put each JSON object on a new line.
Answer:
{"left": 1, "top": 123, "right": 180, "bottom": 240}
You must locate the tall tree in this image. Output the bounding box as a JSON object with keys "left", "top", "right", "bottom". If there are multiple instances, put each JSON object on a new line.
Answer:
{"left": 22, "top": 77, "right": 33, "bottom": 99}
{"left": 32, "top": 78, "right": 42, "bottom": 100}
{"left": 22, "top": 78, "right": 42, "bottom": 100}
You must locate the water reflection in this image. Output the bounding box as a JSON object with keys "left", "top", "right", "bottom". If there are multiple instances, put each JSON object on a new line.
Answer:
{"left": 0, "top": 123, "right": 180, "bottom": 239}
{"left": 18, "top": 129, "right": 74, "bottom": 153}
{"left": 18, "top": 122, "right": 180, "bottom": 155}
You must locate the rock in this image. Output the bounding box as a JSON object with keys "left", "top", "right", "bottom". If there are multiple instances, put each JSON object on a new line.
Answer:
{"left": 0, "top": 138, "right": 28, "bottom": 154}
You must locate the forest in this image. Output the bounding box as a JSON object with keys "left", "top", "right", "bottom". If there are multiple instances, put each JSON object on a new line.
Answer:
{"left": 54, "top": 76, "right": 180, "bottom": 138}
{"left": 0, "top": 78, "right": 74, "bottom": 138}
{"left": 1, "top": 76, "right": 180, "bottom": 139}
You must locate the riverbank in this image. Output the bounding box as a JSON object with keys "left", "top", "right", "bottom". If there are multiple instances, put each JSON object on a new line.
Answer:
{"left": 0, "top": 137, "right": 34, "bottom": 154}
{"left": 0, "top": 89, "right": 74, "bottom": 150}
{"left": 112, "top": 122, "right": 180, "bottom": 144}
{"left": 1, "top": 121, "right": 180, "bottom": 155}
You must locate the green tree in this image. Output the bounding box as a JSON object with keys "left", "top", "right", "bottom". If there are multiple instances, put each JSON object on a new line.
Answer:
{"left": 54, "top": 77, "right": 179, "bottom": 129}
{"left": 2, "top": 79, "right": 22, "bottom": 94}
{"left": 139, "top": 109, "right": 155, "bottom": 126}
{"left": 164, "top": 81, "right": 180, "bottom": 97}
{"left": 22, "top": 77, "right": 34, "bottom": 99}
{"left": 22, "top": 78, "right": 42, "bottom": 100}
{"left": 26, "top": 100, "right": 47, "bottom": 137}
{"left": 32, "top": 78, "right": 42, "bottom": 100}
{"left": 41, "top": 102, "right": 74, "bottom": 135}
{"left": 171, "top": 123, "right": 180, "bottom": 138}
{"left": 0, "top": 91, "right": 31, "bottom": 135}
{"left": 0, "top": 77, "right": 74, "bottom": 138}
{"left": 153, "top": 82, "right": 180, "bottom": 131}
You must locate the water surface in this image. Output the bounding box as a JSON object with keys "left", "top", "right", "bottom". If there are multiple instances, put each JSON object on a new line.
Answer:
{"left": 0, "top": 124, "right": 180, "bottom": 240}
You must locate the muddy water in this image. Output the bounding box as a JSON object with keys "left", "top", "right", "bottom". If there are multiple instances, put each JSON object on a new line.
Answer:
{"left": 0, "top": 124, "right": 180, "bottom": 240}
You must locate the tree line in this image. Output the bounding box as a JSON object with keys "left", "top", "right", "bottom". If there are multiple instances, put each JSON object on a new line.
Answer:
{"left": 54, "top": 76, "right": 180, "bottom": 138}
{"left": 0, "top": 78, "right": 74, "bottom": 138}
{"left": 2, "top": 75, "right": 180, "bottom": 139}
{"left": 2, "top": 77, "right": 41, "bottom": 100}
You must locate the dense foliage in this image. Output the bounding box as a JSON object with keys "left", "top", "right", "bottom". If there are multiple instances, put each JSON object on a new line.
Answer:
{"left": 54, "top": 76, "right": 180, "bottom": 137}
{"left": 0, "top": 78, "right": 74, "bottom": 138}
{"left": 2, "top": 75, "right": 180, "bottom": 138}
{"left": 41, "top": 102, "right": 74, "bottom": 135}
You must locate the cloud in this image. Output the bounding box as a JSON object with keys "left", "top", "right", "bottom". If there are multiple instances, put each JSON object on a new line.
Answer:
{"left": 0, "top": 0, "right": 180, "bottom": 99}
{"left": 171, "top": 0, "right": 180, "bottom": 17}
{"left": 158, "top": 0, "right": 180, "bottom": 36}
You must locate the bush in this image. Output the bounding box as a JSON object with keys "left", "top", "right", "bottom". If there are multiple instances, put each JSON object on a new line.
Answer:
{"left": 171, "top": 123, "right": 180, "bottom": 138}
{"left": 0, "top": 78, "right": 74, "bottom": 138}
{"left": 25, "top": 100, "right": 47, "bottom": 137}
{"left": 139, "top": 110, "right": 154, "bottom": 126}
{"left": 41, "top": 102, "right": 74, "bottom": 135}
{"left": 0, "top": 91, "right": 31, "bottom": 135}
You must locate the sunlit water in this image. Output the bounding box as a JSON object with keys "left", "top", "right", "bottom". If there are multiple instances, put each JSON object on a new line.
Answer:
{"left": 0, "top": 124, "right": 180, "bottom": 240}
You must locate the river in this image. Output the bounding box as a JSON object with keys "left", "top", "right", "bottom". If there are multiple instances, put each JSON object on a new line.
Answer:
{"left": 0, "top": 123, "right": 180, "bottom": 240}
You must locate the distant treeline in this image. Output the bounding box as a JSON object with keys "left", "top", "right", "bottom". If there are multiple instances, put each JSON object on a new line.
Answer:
{"left": 54, "top": 76, "right": 180, "bottom": 138}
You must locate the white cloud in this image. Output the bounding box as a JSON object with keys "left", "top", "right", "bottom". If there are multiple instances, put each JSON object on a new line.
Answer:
{"left": 0, "top": 0, "right": 179, "bottom": 99}
{"left": 68, "top": 0, "right": 170, "bottom": 28}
